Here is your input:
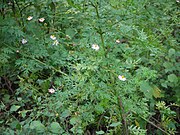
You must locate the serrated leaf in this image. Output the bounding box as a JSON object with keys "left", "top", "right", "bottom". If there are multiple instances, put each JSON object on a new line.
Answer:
{"left": 109, "top": 122, "right": 121, "bottom": 127}
{"left": 10, "top": 105, "right": 21, "bottom": 112}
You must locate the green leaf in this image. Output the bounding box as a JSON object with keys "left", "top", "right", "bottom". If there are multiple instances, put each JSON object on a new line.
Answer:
{"left": 9, "top": 121, "right": 20, "bottom": 129}
{"left": 10, "top": 105, "right": 21, "bottom": 112}
{"left": 19, "top": 110, "right": 28, "bottom": 118}
{"left": 65, "top": 28, "right": 77, "bottom": 38}
{"left": 109, "top": 0, "right": 119, "bottom": 7}
{"left": 95, "top": 105, "right": 105, "bottom": 114}
{"left": 70, "top": 117, "right": 80, "bottom": 125}
{"left": 163, "top": 62, "right": 174, "bottom": 73}
{"left": 168, "top": 48, "right": 175, "bottom": 57}
{"left": 96, "top": 130, "right": 105, "bottom": 134}
{"left": 168, "top": 74, "right": 178, "bottom": 83}
{"left": 140, "top": 82, "right": 153, "bottom": 99}
{"left": 30, "top": 121, "right": 46, "bottom": 133}
{"left": 152, "top": 86, "right": 162, "bottom": 98}
{"left": 109, "top": 122, "right": 121, "bottom": 127}
{"left": 163, "top": 62, "right": 173, "bottom": 69}
{"left": 50, "top": 122, "right": 63, "bottom": 134}
{"left": 61, "top": 110, "right": 71, "bottom": 118}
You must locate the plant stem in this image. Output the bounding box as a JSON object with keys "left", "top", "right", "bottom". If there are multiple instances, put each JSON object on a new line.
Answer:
{"left": 100, "top": 32, "right": 105, "bottom": 50}
{"left": 14, "top": 0, "right": 24, "bottom": 27}
{"left": 92, "top": 2, "right": 106, "bottom": 55}
{"left": 118, "top": 96, "right": 129, "bottom": 135}
{"left": 94, "top": 4, "right": 100, "bottom": 19}
{"left": 132, "top": 111, "right": 170, "bottom": 135}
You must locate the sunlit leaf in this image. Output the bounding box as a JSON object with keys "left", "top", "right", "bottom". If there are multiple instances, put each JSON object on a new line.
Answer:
{"left": 109, "top": 122, "right": 121, "bottom": 127}
{"left": 10, "top": 105, "right": 21, "bottom": 112}
{"left": 96, "top": 130, "right": 105, "bottom": 134}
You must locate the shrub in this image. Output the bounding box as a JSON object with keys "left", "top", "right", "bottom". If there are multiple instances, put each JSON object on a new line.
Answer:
{"left": 0, "top": 0, "right": 179, "bottom": 134}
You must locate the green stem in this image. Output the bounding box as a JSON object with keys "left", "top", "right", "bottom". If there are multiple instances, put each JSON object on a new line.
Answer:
{"left": 118, "top": 96, "right": 129, "bottom": 135}
{"left": 92, "top": 2, "right": 106, "bottom": 55}
{"left": 100, "top": 32, "right": 105, "bottom": 50}
{"left": 95, "top": 4, "right": 100, "bottom": 19}
{"left": 14, "top": 0, "right": 24, "bottom": 27}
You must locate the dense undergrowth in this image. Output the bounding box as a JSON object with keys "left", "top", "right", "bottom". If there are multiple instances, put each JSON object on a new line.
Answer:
{"left": 0, "top": 0, "right": 179, "bottom": 135}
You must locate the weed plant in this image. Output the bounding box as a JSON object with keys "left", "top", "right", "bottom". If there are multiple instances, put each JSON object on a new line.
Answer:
{"left": 0, "top": 0, "right": 179, "bottom": 134}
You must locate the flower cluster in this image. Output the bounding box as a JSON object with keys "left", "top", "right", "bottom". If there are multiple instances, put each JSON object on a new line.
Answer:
{"left": 27, "top": 16, "right": 45, "bottom": 23}
{"left": 50, "top": 35, "right": 59, "bottom": 46}
{"left": 53, "top": 40, "right": 59, "bottom": 46}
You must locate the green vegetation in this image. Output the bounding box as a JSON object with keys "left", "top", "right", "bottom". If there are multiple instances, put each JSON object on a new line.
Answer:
{"left": 0, "top": 0, "right": 179, "bottom": 134}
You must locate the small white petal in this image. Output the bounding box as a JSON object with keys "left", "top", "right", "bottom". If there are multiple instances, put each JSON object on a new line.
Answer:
{"left": 22, "top": 39, "right": 27, "bottom": 44}
{"left": 48, "top": 88, "right": 55, "bottom": 94}
{"left": 50, "top": 35, "right": 56, "bottom": 40}
{"left": 39, "top": 18, "right": 45, "bottom": 22}
{"left": 118, "top": 75, "right": 126, "bottom": 81}
{"left": 116, "top": 39, "right": 121, "bottom": 44}
{"left": 52, "top": 40, "right": 59, "bottom": 46}
{"left": 92, "top": 44, "right": 100, "bottom": 51}
{"left": 27, "top": 16, "right": 33, "bottom": 21}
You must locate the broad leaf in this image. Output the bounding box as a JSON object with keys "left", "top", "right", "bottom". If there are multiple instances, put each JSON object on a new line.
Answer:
{"left": 10, "top": 105, "right": 21, "bottom": 112}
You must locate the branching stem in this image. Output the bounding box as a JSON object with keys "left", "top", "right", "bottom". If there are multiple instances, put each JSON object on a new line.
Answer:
{"left": 118, "top": 96, "right": 129, "bottom": 135}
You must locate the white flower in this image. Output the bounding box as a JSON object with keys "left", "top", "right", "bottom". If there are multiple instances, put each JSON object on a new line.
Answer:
{"left": 53, "top": 40, "right": 59, "bottom": 46}
{"left": 50, "top": 35, "right": 56, "bottom": 40}
{"left": 22, "top": 39, "right": 27, "bottom": 44}
{"left": 8, "top": 2, "right": 13, "bottom": 5}
{"left": 92, "top": 44, "right": 100, "bottom": 51}
{"left": 27, "top": 16, "right": 33, "bottom": 21}
{"left": 48, "top": 88, "right": 55, "bottom": 94}
{"left": 115, "top": 39, "right": 121, "bottom": 44}
{"left": 118, "top": 75, "right": 126, "bottom": 81}
{"left": 65, "top": 35, "right": 71, "bottom": 39}
{"left": 177, "top": 0, "right": 180, "bottom": 3}
{"left": 16, "top": 50, "right": 20, "bottom": 53}
{"left": 39, "top": 18, "right": 45, "bottom": 22}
